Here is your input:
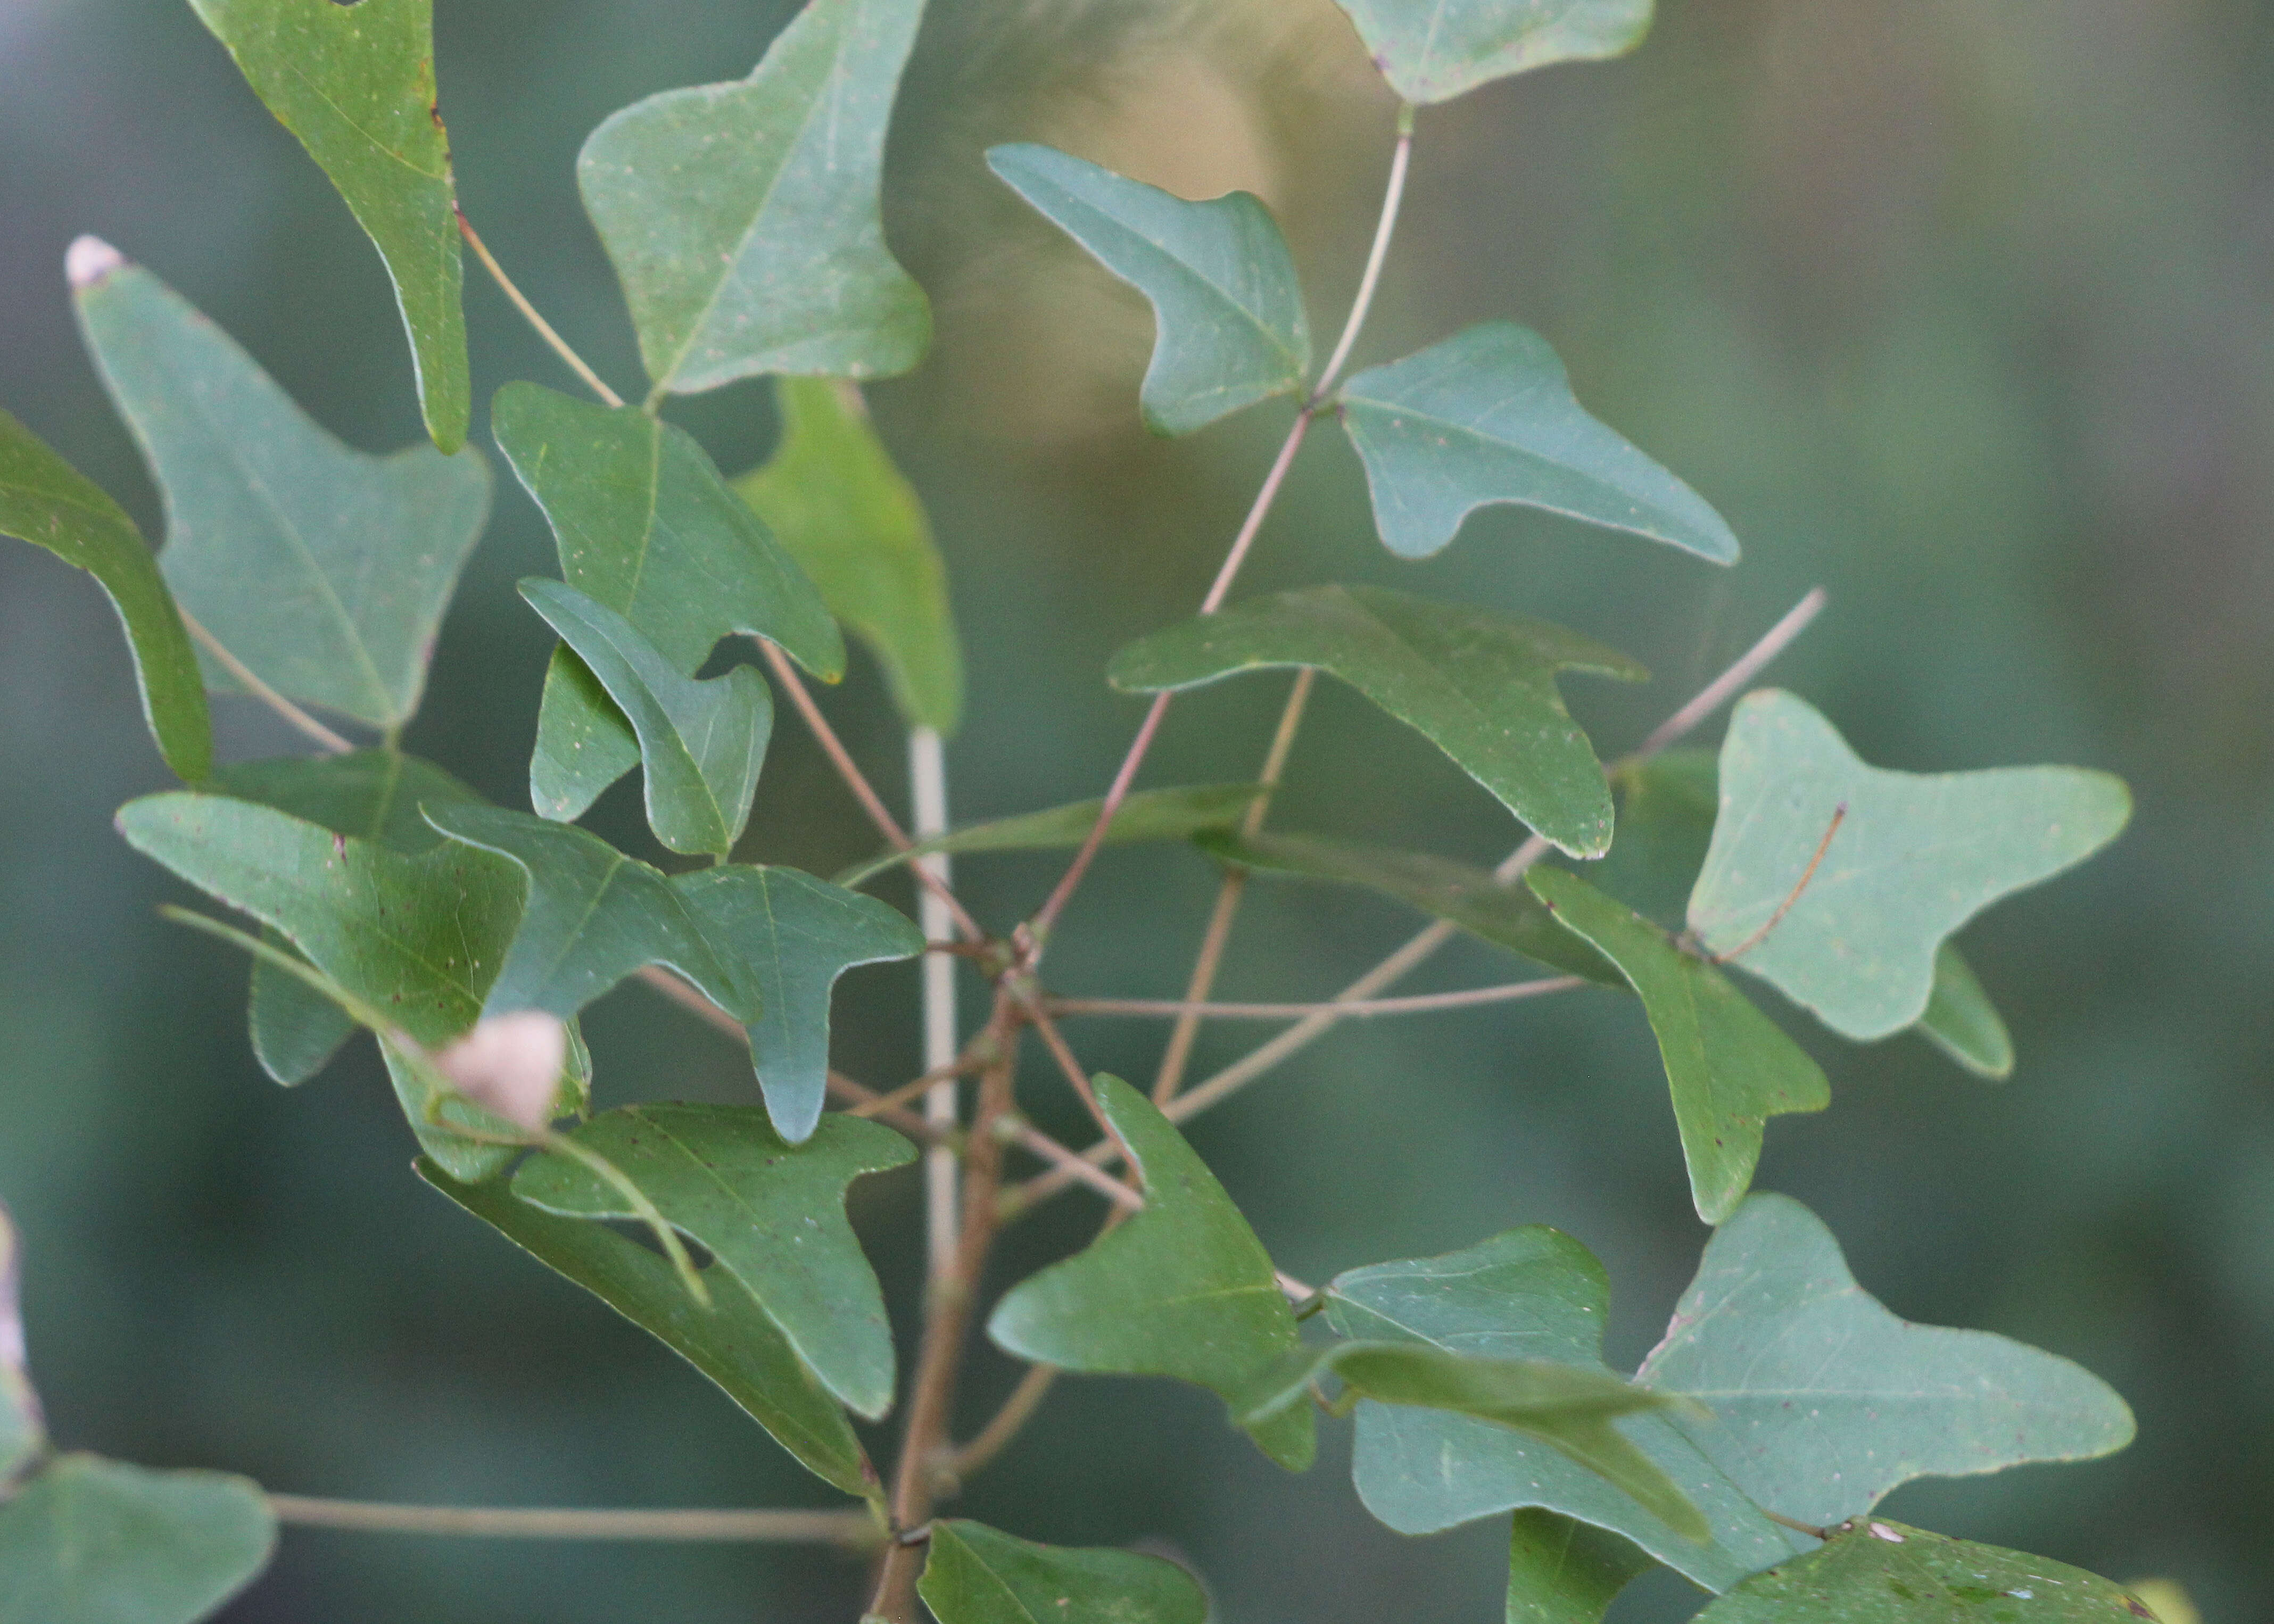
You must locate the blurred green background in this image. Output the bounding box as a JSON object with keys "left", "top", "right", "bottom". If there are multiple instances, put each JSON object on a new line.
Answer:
{"left": 1, "top": 0, "right": 2266, "bottom": 1618}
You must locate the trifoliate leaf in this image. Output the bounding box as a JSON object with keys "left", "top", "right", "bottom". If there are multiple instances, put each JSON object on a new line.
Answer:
{"left": 0, "top": 1454, "right": 275, "bottom": 1624}
{"left": 838, "top": 784, "right": 1263, "bottom": 889}
{"left": 1637, "top": 1194, "right": 2135, "bottom": 1529}
{"left": 520, "top": 581, "right": 772, "bottom": 860}
{"left": 578, "top": 0, "right": 931, "bottom": 395}
{"left": 1506, "top": 1508, "right": 1657, "bottom": 1624}
{"left": 186, "top": 0, "right": 470, "bottom": 451}
{"left": 1329, "top": 0, "right": 1655, "bottom": 105}
{"left": 987, "top": 143, "right": 1310, "bottom": 436}
{"left": 1337, "top": 324, "right": 1737, "bottom": 563}
{"left": 492, "top": 384, "right": 841, "bottom": 821}
{"left": 674, "top": 865, "right": 923, "bottom": 1145}
{"left": 919, "top": 1520, "right": 1209, "bottom": 1624}
{"left": 1527, "top": 868, "right": 1828, "bottom": 1224}
{"left": 418, "top": 1159, "right": 873, "bottom": 1497}
{"left": 1195, "top": 828, "right": 1619, "bottom": 984}
{"left": 1111, "top": 586, "right": 1644, "bottom": 858}
{"left": 0, "top": 408, "right": 210, "bottom": 782}
{"left": 0, "top": 1203, "right": 40, "bottom": 1485}
{"left": 1691, "top": 1520, "right": 2162, "bottom": 1623}
{"left": 513, "top": 1105, "right": 914, "bottom": 1418}
{"left": 1327, "top": 1227, "right": 1802, "bottom": 1592}
{"left": 988, "top": 1078, "right": 1314, "bottom": 1470}
{"left": 1688, "top": 691, "right": 2131, "bottom": 1041}
{"left": 75, "top": 254, "right": 490, "bottom": 732}
{"left": 734, "top": 378, "right": 961, "bottom": 733}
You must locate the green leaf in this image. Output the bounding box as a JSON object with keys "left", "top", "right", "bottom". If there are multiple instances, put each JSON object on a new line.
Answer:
{"left": 1327, "top": 1227, "right": 1802, "bottom": 1591}
{"left": 115, "top": 792, "right": 526, "bottom": 1179}
{"left": 1916, "top": 943, "right": 2014, "bottom": 1080}
{"left": 513, "top": 1105, "right": 913, "bottom": 1418}
{"left": 185, "top": 0, "right": 469, "bottom": 451}
{"left": 1239, "top": 1342, "right": 1702, "bottom": 1540}
{"left": 674, "top": 865, "right": 924, "bottom": 1144}
{"left": 1506, "top": 1509, "right": 1657, "bottom": 1624}
{"left": 0, "top": 408, "right": 211, "bottom": 781}
{"left": 75, "top": 254, "right": 490, "bottom": 732}
{"left": 733, "top": 378, "right": 962, "bottom": 733}
{"left": 1637, "top": 1193, "right": 2135, "bottom": 1529}
{"left": 1194, "top": 828, "right": 1619, "bottom": 984}
{"left": 838, "top": 784, "right": 1264, "bottom": 889}
{"left": 0, "top": 1203, "right": 42, "bottom": 1484}
{"left": 1526, "top": 868, "right": 1827, "bottom": 1224}
{"left": 578, "top": 0, "right": 931, "bottom": 396}
{"left": 986, "top": 143, "right": 1310, "bottom": 436}
{"left": 520, "top": 581, "right": 772, "bottom": 860}
{"left": 989, "top": 1078, "right": 1313, "bottom": 1470}
{"left": 918, "top": 1520, "right": 1209, "bottom": 1624}
{"left": 492, "top": 384, "right": 843, "bottom": 822}
{"left": 1329, "top": 0, "right": 1654, "bottom": 105}
{"left": 416, "top": 1158, "right": 873, "bottom": 1498}
{"left": 0, "top": 1454, "right": 275, "bottom": 1624}
{"left": 1337, "top": 324, "right": 1738, "bottom": 564}
{"left": 1112, "top": 585, "right": 1644, "bottom": 858}
{"left": 1691, "top": 1520, "right": 2161, "bottom": 1623}
{"left": 1688, "top": 691, "right": 2131, "bottom": 1041}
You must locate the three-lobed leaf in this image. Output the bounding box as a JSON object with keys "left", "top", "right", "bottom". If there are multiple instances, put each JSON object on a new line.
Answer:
{"left": 987, "top": 143, "right": 1310, "bottom": 436}
{"left": 1527, "top": 867, "right": 1828, "bottom": 1224}
{"left": 1111, "top": 585, "right": 1644, "bottom": 857}
{"left": 735, "top": 378, "right": 962, "bottom": 732}
{"left": 186, "top": 0, "right": 470, "bottom": 451}
{"left": 75, "top": 253, "right": 490, "bottom": 733}
{"left": 0, "top": 408, "right": 211, "bottom": 782}
{"left": 988, "top": 1077, "right": 1314, "bottom": 1470}
{"left": 839, "top": 783, "right": 1264, "bottom": 889}
{"left": 513, "top": 1104, "right": 913, "bottom": 1418}
{"left": 417, "top": 1158, "right": 873, "bottom": 1498}
{"left": 1337, "top": 324, "right": 1737, "bottom": 563}
{"left": 1330, "top": 0, "right": 1656, "bottom": 105}
{"left": 0, "top": 1454, "right": 275, "bottom": 1624}
{"left": 578, "top": 0, "right": 931, "bottom": 395}
{"left": 520, "top": 581, "right": 772, "bottom": 860}
{"left": 919, "top": 1520, "right": 1208, "bottom": 1624}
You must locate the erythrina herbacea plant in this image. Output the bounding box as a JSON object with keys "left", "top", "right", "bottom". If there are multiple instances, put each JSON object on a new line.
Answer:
{"left": 0, "top": 2, "right": 2167, "bottom": 1621}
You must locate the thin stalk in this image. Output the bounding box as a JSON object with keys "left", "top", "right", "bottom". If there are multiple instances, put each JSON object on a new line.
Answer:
{"left": 941, "top": 1365, "right": 1057, "bottom": 1487}
{"left": 909, "top": 725, "right": 961, "bottom": 1283}
{"left": 1052, "top": 978, "right": 1585, "bottom": 1022}
{"left": 1309, "top": 102, "right": 1417, "bottom": 401}
{"left": 268, "top": 1496, "right": 877, "bottom": 1545}
{"left": 1627, "top": 587, "right": 1826, "bottom": 764}
{"left": 455, "top": 209, "right": 625, "bottom": 409}
{"left": 825, "top": 1072, "right": 948, "bottom": 1147}
{"left": 179, "top": 612, "right": 353, "bottom": 753}
{"left": 844, "top": 1054, "right": 981, "bottom": 1124}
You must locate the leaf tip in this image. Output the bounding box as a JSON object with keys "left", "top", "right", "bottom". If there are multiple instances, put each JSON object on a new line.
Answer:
{"left": 66, "top": 235, "right": 126, "bottom": 292}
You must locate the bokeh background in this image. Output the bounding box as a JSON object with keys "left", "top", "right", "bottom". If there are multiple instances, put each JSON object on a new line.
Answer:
{"left": 2, "top": 0, "right": 2267, "bottom": 1618}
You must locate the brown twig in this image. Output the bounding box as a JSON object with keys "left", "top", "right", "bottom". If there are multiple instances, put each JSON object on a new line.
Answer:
{"left": 844, "top": 1054, "right": 983, "bottom": 1124}
{"left": 267, "top": 1495, "right": 877, "bottom": 1545}
{"left": 1052, "top": 979, "right": 1585, "bottom": 1023}
{"left": 1709, "top": 803, "right": 1845, "bottom": 965}
{"left": 1629, "top": 588, "right": 1826, "bottom": 763}
{"left": 455, "top": 209, "right": 625, "bottom": 410}
{"left": 940, "top": 1364, "right": 1058, "bottom": 1487}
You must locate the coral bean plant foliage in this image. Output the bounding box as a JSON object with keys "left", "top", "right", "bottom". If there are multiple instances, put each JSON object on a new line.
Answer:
{"left": 0, "top": 1, "right": 2163, "bottom": 1621}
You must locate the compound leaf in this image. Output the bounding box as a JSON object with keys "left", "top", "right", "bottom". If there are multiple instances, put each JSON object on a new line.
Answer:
{"left": 0, "top": 1454, "right": 275, "bottom": 1624}
{"left": 1112, "top": 585, "right": 1643, "bottom": 858}
{"left": 1506, "top": 1509, "right": 1657, "bottom": 1624}
{"left": 987, "top": 143, "right": 1309, "bottom": 436}
{"left": 417, "top": 1158, "right": 873, "bottom": 1498}
{"left": 520, "top": 581, "right": 772, "bottom": 859}
{"left": 492, "top": 384, "right": 841, "bottom": 822}
{"left": 839, "top": 784, "right": 1263, "bottom": 889}
{"left": 1636, "top": 1194, "right": 2135, "bottom": 1529}
{"left": 513, "top": 1105, "right": 914, "bottom": 1418}
{"left": 1691, "top": 1520, "right": 2160, "bottom": 1623}
{"left": 919, "top": 1520, "right": 1209, "bottom": 1624}
{"left": 988, "top": 1077, "right": 1314, "bottom": 1470}
{"left": 186, "top": 0, "right": 469, "bottom": 451}
{"left": 1337, "top": 324, "right": 1737, "bottom": 564}
{"left": 579, "top": 0, "right": 931, "bottom": 395}
{"left": 0, "top": 408, "right": 211, "bottom": 781}
{"left": 674, "top": 865, "right": 924, "bottom": 1145}
{"left": 1330, "top": 0, "right": 1655, "bottom": 104}
{"left": 75, "top": 254, "right": 489, "bottom": 732}
{"left": 1687, "top": 691, "right": 2131, "bottom": 1041}
{"left": 1327, "top": 1227, "right": 1800, "bottom": 1592}
{"left": 1195, "top": 828, "right": 1619, "bottom": 984}
{"left": 1527, "top": 868, "right": 1828, "bottom": 1224}
{"left": 734, "top": 378, "right": 961, "bottom": 733}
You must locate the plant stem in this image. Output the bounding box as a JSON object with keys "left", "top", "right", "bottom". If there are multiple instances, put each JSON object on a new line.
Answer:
{"left": 1309, "top": 102, "right": 1417, "bottom": 402}
{"left": 454, "top": 209, "right": 625, "bottom": 410}
{"left": 909, "top": 725, "right": 962, "bottom": 1284}
{"left": 941, "top": 1364, "right": 1057, "bottom": 1486}
{"left": 844, "top": 1054, "right": 981, "bottom": 1124}
{"left": 267, "top": 1496, "right": 877, "bottom": 1545}
{"left": 1052, "top": 979, "right": 1585, "bottom": 1022}
{"left": 179, "top": 612, "right": 354, "bottom": 753}
{"left": 1627, "top": 587, "right": 1826, "bottom": 764}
